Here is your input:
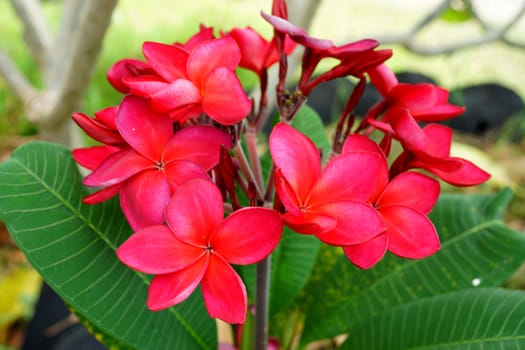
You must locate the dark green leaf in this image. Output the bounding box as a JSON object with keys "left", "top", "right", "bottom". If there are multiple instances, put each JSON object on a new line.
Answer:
{"left": 299, "top": 189, "right": 525, "bottom": 344}
{"left": 0, "top": 142, "right": 216, "bottom": 350}
{"left": 341, "top": 288, "right": 525, "bottom": 349}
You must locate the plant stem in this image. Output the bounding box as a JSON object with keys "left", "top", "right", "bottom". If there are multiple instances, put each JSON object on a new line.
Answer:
{"left": 254, "top": 256, "right": 271, "bottom": 350}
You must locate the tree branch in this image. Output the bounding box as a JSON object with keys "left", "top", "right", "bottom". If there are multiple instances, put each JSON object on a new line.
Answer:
{"left": 0, "top": 48, "right": 38, "bottom": 104}
{"left": 10, "top": 0, "right": 52, "bottom": 69}
{"left": 32, "top": 0, "right": 118, "bottom": 129}
{"left": 376, "top": 0, "right": 525, "bottom": 56}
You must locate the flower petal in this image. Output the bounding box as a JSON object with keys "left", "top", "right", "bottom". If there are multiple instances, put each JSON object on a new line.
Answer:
{"left": 381, "top": 206, "right": 440, "bottom": 259}
{"left": 117, "top": 95, "right": 173, "bottom": 161}
{"left": 116, "top": 225, "right": 204, "bottom": 274}
{"left": 188, "top": 36, "right": 241, "bottom": 87}
{"left": 378, "top": 171, "right": 440, "bottom": 214}
{"left": 343, "top": 233, "right": 388, "bottom": 269}
{"left": 312, "top": 200, "right": 385, "bottom": 246}
{"left": 82, "top": 148, "right": 153, "bottom": 187}
{"left": 211, "top": 207, "right": 283, "bottom": 265}
{"left": 273, "top": 168, "right": 303, "bottom": 216}
{"left": 119, "top": 169, "right": 171, "bottom": 230}
{"left": 142, "top": 41, "right": 189, "bottom": 81}
{"left": 308, "top": 151, "right": 387, "bottom": 204}
{"left": 107, "top": 58, "right": 154, "bottom": 93}
{"left": 124, "top": 75, "right": 169, "bottom": 97}
{"left": 163, "top": 125, "right": 232, "bottom": 169}
{"left": 72, "top": 112, "right": 123, "bottom": 145}
{"left": 166, "top": 179, "right": 223, "bottom": 246}
{"left": 281, "top": 210, "right": 337, "bottom": 236}
{"left": 388, "top": 108, "right": 428, "bottom": 152}
{"left": 72, "top": 145, "right": 118, "bottom": 171}
{"left": 201, "top": 254, "right": 247, "bottom": 324}
{"left": 147, "top": 255, "right": 209, "bottom": 311}
{"left": 270, "top": 123, "right": 321, "bottom": 202}
{"left": 202, "top": 67, "right": 251, "bottom": 124}
{"left": 150, "top": 79, "right": 202, "bottom": 114}
{"left": 367, "top": 63, "right": 398, "bottom": 96}
{"left": 82, "top": 184, "right": 120, "bottom": 204}
{"left": 163, "top": 160, "right": 210, "bottom": 192}
{"left": 415, "top": 157, "right": 491, "bottom": 186}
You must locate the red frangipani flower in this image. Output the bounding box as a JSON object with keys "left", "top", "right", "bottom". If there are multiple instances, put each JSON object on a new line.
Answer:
{"left": 229, "top": 27, "right": 296, "bottom": 77}
{"left": 391, "top": 122, "right": 491, "bottom": 186}
{"left": 342, "top": 135, "right": 441, "bottom": 269}
{"left": 122, "top": 36, "right": 252, "bottom": 125}
{"left": 365, "top": 63, "right": 465, "bottom": 124}
{"left": 116, "top": 179, "right": 283, "bottom": 324}
{"left": 269, "top": 122, "right": 386, "bottom": 246}
{"left": 82, "top": 95, "right": 232, "bottom": 230}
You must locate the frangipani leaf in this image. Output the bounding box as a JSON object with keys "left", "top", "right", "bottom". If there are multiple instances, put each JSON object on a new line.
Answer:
{"left": 300, "top": 189, "right": 525, "bottom": 344}
{"left": 340, "top": 288, "right": 525, "bottom": 349}
{"left": 0, "top": 142, "right": 216, "bottom": 350}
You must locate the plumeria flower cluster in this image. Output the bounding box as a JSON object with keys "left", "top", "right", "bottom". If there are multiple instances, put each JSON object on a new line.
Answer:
{"left": 72, "top": 0, "right": 489, "bottom": 325}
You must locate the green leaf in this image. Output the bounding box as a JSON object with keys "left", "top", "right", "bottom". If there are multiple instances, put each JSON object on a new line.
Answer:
{"left": 269, "top": 227, "right": 320, "bottom": 317}
{"left": 299, "top": 189, "right": 525, "bottom": 345}
{"left": 340, "top": 288, "right": 525, "bottom": 349}
{"left": 0, "top": 142, "right": 216, "bottom": 350}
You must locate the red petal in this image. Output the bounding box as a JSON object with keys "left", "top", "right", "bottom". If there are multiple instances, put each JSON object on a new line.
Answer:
{"left": 117, "top": 95, "right": 173, "bottom": 161}
{"left": 163, "top": 125, "right": 232, "bottom": 169}
{"left": 124, "top": 75, "right": 169, "bottom": 97}
{"left": 150, "top": 79, "right": 202, "bottom": 115}
{"left": 381, "top": 206, "right": 440, "bottom": 259}
{"left": 229, "top": 27, "right": 268, "bottom": 72}
{"left": 107, "top": 58, "right": 154, "bottom": 93}
{"left": 201, "top": 254, "right": 247, "bottom": 324}
{"left": 163, "top": 160, "right": 210, "bottom": 192}
{"left": 202, "top": 67, "right": 251, "bottom": 124}
{"left": 343, "top": 233, "right": 388, "bottom": 269}
{"left": 367, "top": 63, "right": 398, "bottom": 96}
{"left": 142, "top": 41, "right": 189, "bottom": 81}
{"left": 341, "top": 136, "right": 389, "bottom": 202}
{"left": 388, "top": 108, "right": 428, "bottom": 152}
{"left": 308, "top": 151, "right": 387, "bottom": 204}
{"left": 82, "top": 184, "right": 120, "bottom": 204}
{"left": 282, "top": 210, "right": 337, "bottom": 236}
{"left": 94, "top": 106, "right": 119, "bottom": 130}
{"left": 312, "top": 200, "right": 385, "bottom": 246}
{"left": 72, "top": 145, "right": 118, "bottom": 171}
{"left": 72, "top": 112, "right": 123, "bottom": 145}
{"left": 269, "top": 123, "right": 321, "bottom": 202}
{"left": 119, "top": 170, "right": 171, "bottom": 230}
{"left": 211, "top": 207, "right": 283, "bottom": 265}
{"left": 116, "top": 225, "right": 204, "bottom": 274}
{"left": 188, "top": 36, "right": 241, "bottom": 88}
{"left": 180, "top": 25, "right": 215, "bottom": 51}
{"left": 378, "top": 171, "right": 440, "bottom": 214}
{"left": 165, "top": 179, "right": 223, "bottom": 246}
{"left": 390, "top": 84, "right": 436, "bottom": 110}
{"left": 421, "top": 123, "right": 453, "bottom": 157}
{"left": 342, "top": 134, "right": 385, "bottom": 156}
{"left": 82, "top": 149, "right": 153, "bottom": 187}
{"left": 274, "top": 168, "right": 303, "bottom": 216}
{"left": 418, "top": 157, "right": 491, "bottom": 186}
{"left": 147, "top": 255, "right": 209, "bottom": 311}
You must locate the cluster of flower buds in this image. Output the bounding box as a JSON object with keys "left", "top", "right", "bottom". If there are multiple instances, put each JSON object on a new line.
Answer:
{"left": 73, "top": 0, "right": 489, "bottom": 324}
